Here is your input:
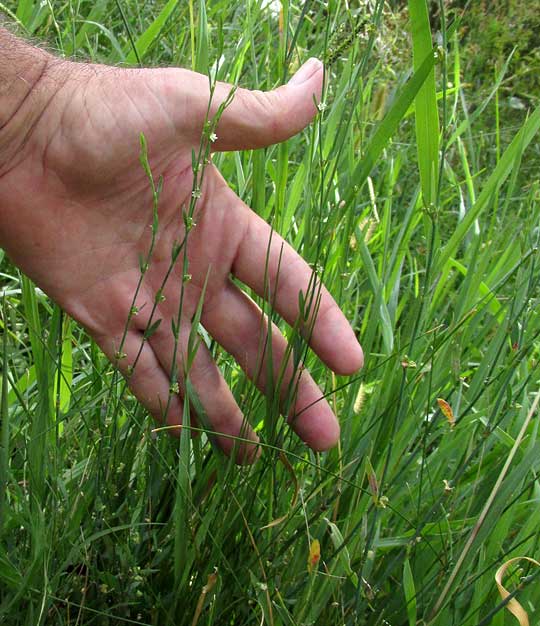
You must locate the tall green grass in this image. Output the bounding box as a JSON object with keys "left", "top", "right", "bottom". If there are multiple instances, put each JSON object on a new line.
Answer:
{"left": 1, "top": 1, "right": 539, "bottom": 624}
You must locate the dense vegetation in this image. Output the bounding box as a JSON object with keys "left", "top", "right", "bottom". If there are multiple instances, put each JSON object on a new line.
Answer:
{"left": 1, "top": 1, "right": 539, "bottom": 624}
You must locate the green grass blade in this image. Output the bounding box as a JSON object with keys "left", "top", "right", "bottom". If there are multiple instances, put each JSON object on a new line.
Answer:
{"left": 173, "top": 397, "right": 192, "bottom": 589}
{"left": 403, "top": 558, "right": 417, "bottom": 626}
{"left": 15, "top": 0, "right": 33, "bottom": 24}
{"left": 52, "top": 315, "right": 72, "bottom": 418}
{"left": 195, "top": 0, "right": 209, "bottom": 75}
{"left": 114, "top": 0, "right": 141, "bottom": 65}
{"left": 20, "top": 276, "right": 51, "bottom": 507}
{"left": 448, "top": 258, "right": 502, "bottom": 318}
{"left": 125, "top": 0, "right": 180, "bottom": 64}
{"left": 408, "top": 0, "right": 440, "bottom": 207}
{"left": 346, "top": 49, "right": 437, "bottom": 204}
{"left": 356, "top": 224, "right": 394, "bottom": 354}
{"left": 325, "top": 517, "right": 359, "bottom": 588}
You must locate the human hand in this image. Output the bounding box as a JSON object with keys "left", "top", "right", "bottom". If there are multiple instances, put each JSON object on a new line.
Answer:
{"left": 0, "top": 49, "right": 363, "bottom": 461}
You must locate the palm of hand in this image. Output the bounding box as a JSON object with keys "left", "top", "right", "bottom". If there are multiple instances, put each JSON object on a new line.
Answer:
{"left": 0, "top": 59, "right": 363, "bottom": 461}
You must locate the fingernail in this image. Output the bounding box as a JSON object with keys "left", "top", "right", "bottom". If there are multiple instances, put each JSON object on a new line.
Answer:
{"left": 288, "top": 57, "right": 323, "bottom": 86}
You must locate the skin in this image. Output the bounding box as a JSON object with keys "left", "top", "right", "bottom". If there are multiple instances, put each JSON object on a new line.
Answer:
{"left": 0, "top": 35, "right": 364, "bottom": 462}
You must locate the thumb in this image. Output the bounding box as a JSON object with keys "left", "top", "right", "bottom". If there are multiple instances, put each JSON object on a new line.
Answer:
{"left": 210, "top": 58, "right": 324, "bottom": 151}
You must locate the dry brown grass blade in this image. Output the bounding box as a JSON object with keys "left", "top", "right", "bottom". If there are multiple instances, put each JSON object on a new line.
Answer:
{"left": 190, "top": 570, "right": 218, "bottom": 626}
{"left": 495, "top": 556, "right": 540, "bottom": 626}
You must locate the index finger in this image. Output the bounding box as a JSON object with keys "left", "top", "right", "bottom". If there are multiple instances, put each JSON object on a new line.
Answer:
{"left": 231, "top": 196, "right": 364, "bottom": 376}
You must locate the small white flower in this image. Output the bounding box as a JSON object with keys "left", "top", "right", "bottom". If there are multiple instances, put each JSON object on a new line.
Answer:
{"left": 317, "top": 101, "right": 328, "bottom": 112}
{"left": 209, "top": 132, "right": 218, "bottom": 142}
{"left": 191, "top": 188, "right": 201, "bottom": 199}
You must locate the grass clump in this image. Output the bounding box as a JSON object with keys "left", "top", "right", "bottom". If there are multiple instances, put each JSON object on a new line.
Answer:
{"left": 1, "top": 1, "right": 540, "bottom": 625}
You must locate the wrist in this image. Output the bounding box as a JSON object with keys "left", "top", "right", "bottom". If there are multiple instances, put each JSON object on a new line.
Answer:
{"left": 0, "top": 28, "right": 59, "bottom": 176}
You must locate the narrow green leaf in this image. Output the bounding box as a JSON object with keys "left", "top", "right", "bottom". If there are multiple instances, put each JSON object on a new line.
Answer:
{"left": 173, "top": 397, "right": 191, "bottom": 587}
{"left": 53, "top": 315, "right": 72, "bottom": 415}
{"left": 356, "top": 226, "right": 394, "bottom": 354}
{"left": 325, "top": 518, "right": 359, "bottom": 588}
{"left": 403, "top": 559, "right": 417, "bottom": 626}
{"left": 15, "top": 0, "right": 33, "bottom": 25}
{"left": 143, "top": 318, "right": 162, "bottom": 339}
{"left": 195, "top": 0, "right": 209, "bottom": 75}
{"left": 186, "top": 270, "right": 209, "bottom": 371}
{"left": 409, "top": 0, "right": 440, "bottom": 207}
